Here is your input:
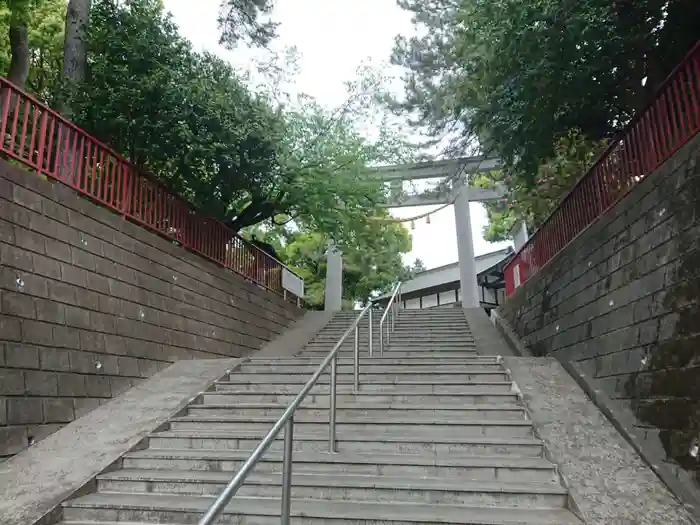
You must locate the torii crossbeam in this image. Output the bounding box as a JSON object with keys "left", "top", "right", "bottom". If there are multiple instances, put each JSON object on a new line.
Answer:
{"left": 324, "top": 156, "right": 505, "bottom": 311}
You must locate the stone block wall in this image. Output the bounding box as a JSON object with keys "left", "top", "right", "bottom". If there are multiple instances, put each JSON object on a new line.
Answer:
{"left": 500, "top": 132, "right": 700, "bottom": 498}
{"left": 0, "top": 159, "right": 302, "bottom": 457}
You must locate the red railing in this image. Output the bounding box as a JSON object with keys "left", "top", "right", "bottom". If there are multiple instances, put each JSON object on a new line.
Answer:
{"left": 505, "top": 41, "right": 700, "bottom": 296}
{"left": 0, "top": 78, "right": 303, "bottom": 303}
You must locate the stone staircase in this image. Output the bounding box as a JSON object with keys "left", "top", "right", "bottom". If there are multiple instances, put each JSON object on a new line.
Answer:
{"left": 58, "top": 308, "right": 583, "bottom": 525}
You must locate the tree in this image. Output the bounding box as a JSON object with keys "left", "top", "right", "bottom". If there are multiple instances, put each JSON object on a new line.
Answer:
{"left": 69, "top": 0, "right": 283, "bottom": 217}
{"left": 0, "top": 0, "right": 65, "bottom": 99}
{"left": 252, "top": 86, "right": 410, "bottom": 248}
{"left": 392, "top": 0, "right": 700, "bottom": 185}
{"left": 3, "top": 0, "right": 411, "bottom": 256}
{"left": 242, "top": 211, "right": 415, "bottom": 309}
{"left": 408, "top": 258, "right": 426, "bottom": 274}
{"left": 474, "top": 131, "right": 604, "bottom": 242}
{"left": 62, "top": 0, "right": 90, "bottom": 83}
{"left": 69, "top": 0, "right": 411, "bottom": 247}
{"left": 218, "top": 0, "right": 277, "bottom": 48}
{"left": 276, "top": 214, "right": 413, "bottom": 309}
{"left": 3, "top": 0, "right": 34, "bottom": 88}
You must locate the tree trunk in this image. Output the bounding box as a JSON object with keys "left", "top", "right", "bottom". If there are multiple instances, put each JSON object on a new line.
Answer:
{"left": 224, "top": 200, "right": 278, "bottom": 232}
{"left": 58, "top": 0, "right": 91, "bottom": 183}
{"left": 62, "top": 0, "right": 92, "bottom": 116}
{"left": 3, "top": 16, "right": 29, "bottom": 156}
{"left": 8, "top": 22, "right": 30, "bottom": 88}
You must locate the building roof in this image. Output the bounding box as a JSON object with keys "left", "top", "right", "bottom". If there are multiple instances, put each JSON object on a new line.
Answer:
{"left": 376, "top": 247, "right": 513, "bottom": 300}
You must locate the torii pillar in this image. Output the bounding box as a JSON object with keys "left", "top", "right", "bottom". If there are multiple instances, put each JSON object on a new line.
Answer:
{"left": 324, "top": 241, "right": 343, "bottom": 311}
{"left": 453, "top": 185, "right": 480, "bottom": 308}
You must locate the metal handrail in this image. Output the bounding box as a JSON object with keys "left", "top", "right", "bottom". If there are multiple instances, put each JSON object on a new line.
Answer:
{"left": 379, "top": 282, "right": 402, "bottom": 355}
{"left": 197, "top": 303, "right": 373, "bottom": 525}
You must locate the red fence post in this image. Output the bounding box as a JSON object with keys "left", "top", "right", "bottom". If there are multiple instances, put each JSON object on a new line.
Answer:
{"left": 504, "top": 40, "right": 700, "bottom": 294}
{"left": 0, "top": 75, "right": 302, "bottom": 300}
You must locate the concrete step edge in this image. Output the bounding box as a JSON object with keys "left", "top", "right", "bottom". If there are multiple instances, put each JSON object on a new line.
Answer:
{"left": 200, "top": 390, "right": 518, "bottom": 397}
{"left": 123, "top": 449, "right": 555, "bottom": 469}
{"left": 215, "top": 380, "right": 514, "bottom": 386}
{"left": 150, "top": 431, "right": 543, "bottom": 445}
{"left": 231, "top": 370, "right": 502, "bottom": 375}
{"left": 190, "top": 403, "right": 524, "bottom": 411}
{"left": 248, "top": 356, "right": 499, "bottom": 360}
{"left": 97, "top": 469, "right": 568, "bottom": 495}
{"left": 170, "top": 416, "right": 532, "bottom": 426}
{"left": 62, "top": 494, "right": 582, "bottom": 524}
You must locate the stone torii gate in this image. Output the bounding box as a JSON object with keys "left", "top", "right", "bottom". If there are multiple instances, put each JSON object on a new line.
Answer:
{"left": 324, "top": 156, "right": 504, "bottom": 310}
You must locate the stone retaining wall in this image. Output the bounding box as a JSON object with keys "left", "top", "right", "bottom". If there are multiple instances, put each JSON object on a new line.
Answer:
{"left": 0, "top": 159, "right": 302, "bottom": 457}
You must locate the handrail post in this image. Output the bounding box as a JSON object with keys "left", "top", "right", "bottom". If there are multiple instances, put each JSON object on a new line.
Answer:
{"left": 379, "top": 320, "right": 384, "bottom": 356}
{"left": 329, "top": 355, "right": 337, "bottom": 453}
{"left": 196, "top": 304, "right": 372, "bottom": 525}
{"left": 281, "top": 416, "right": 294, "bottom": 525}
{"left": 368, "top": 307, "right": 373, "bottom": 357}
{"left": 353, "top": 324, "right": 360, "bottom": 393}
{"left": 386, "top": 310, "right": 390, "bottom": 345}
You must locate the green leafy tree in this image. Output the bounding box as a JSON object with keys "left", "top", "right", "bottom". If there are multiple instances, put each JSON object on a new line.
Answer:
{"left": 61, "top": 0, "right": 92, "bottom": 115}
{"left": 68, "top": 0, "right": 412, "bottom": 247}
{"left": 1, "top": 0, "right": 64, "bottom": 93}
{"left": 392, "top": 0, "right": 700, "bottom": 184}
{"left": 218, "top": 0, "right": 277, "bottom": 48}
{"left": 3, "top": 0, "right": 412, "bottom": 260}
{"left": 475, "top": 131, "right": 604, "bottom": 242}
{"left": 276, "top": 215, "right": 413, "bottom": 309}
{"left": 408, "top": 258, "right": 426, "bottom": 274}
{"left": 68, "top": 0, "right": 283, "bottom": 221}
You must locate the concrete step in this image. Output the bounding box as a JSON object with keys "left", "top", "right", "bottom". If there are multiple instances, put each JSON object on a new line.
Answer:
{"left": 395, "top": 312, "right": 466, "bottom": 315}
{"left": 122, "top": 449, "right": 559, "bottom": 482}
{"left": 310, "top": 326, "right": 376, "bottom": 330}
{"left": 311, "top": 330, "right": 381, "bottom": 334}
{"left": 303, "top": 343, "right": 477, "bottom": 351}
{"left": 320, "top": 325, "right": 378, "bottom": 330}
{"left": 298, "top": 351, "right": 482, "bottom": 359}
{"left": 310, "top": 334, "right": 475, "bottom": 341}
{"left": 390, "top": 328, "right": 474, "bottom": 333}
{"left": 392, "top": 326, "right": 471, "bottom": 329}
{"left": 238, "top": 363, "right": 506, "bottom": 374}
{"left": 394, "top": 319, "right": 472, "bottom": 332}
{"left": 187, "top": 403, "right": 527, "bottom": 420}
{"left": 147, "top": 430, "right": 544, "bottom": 456}
{"left": 312, "top": 330, "right": 473, "bottom": 338}
{"left": 214, "top": 381, "right": 513, "bottom": 394}
{"left": 395, "top": 319, "right": 469, "bottom": 322}
{"left": 247, "top": 356, "right": 500, "bottom": 365}
{"left": 303, "top": 344, "right": 478, "bottom": 351}
{"left": 200, "top": 391, "right": 520, "bottom": 406}
{"left": 224, "top": 372, "right": 510, "bottom": 383}
{"left": 62, "top": 493, "right": 582, "bottom": 524}
{"left": 167, "top": 416, "right": 534, "bottom": 438}
{"left": 389, "top": 336, "right": 476, "bottom": 348}
{"left": 388, "top": 338, "right": 476, "bottom": 344}
{"left": 96, "top": 469, "right": 568, "bottom": 508}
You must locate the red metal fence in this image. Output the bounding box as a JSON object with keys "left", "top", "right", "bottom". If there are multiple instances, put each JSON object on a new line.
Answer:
{"left": 0, "top": 78, "right": 303, "bottom": 303}
{"left": 505, "top": 41, "right": 700, "bottom": 296}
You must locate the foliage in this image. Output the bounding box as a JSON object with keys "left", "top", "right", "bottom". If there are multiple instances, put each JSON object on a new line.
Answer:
{"left": 0, "top": 0, "right": 416, "bottom": 301}
{"left": 62, "top": 0, "right": 410, "bottom": 249}
{"left": 269, "top": 77, "right": 413, "bottom": 250}
{"left": 408, "top": 258, "right": 426, "bottom": 274}
{"left": 392, "top": 0, "right": 700, "bottom": 185}
{"left": 70, "top": 0, "right": 283, "bottom": 224}
{"left": 218, "top": 0, "right": 277, "bottom": 48}
{"left": 251, "top": 213, "right": 414, "bottom": 309}
{"left": 475, "top": 131, "right": 604, "bottom": 242}
{"left": 0, "top": 0, "right": 64, "bottom": 95}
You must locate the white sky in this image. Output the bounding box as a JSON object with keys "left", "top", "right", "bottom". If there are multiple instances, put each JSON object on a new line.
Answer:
{"left": 163, "top": 0, "right": 511, "bottom": 269}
